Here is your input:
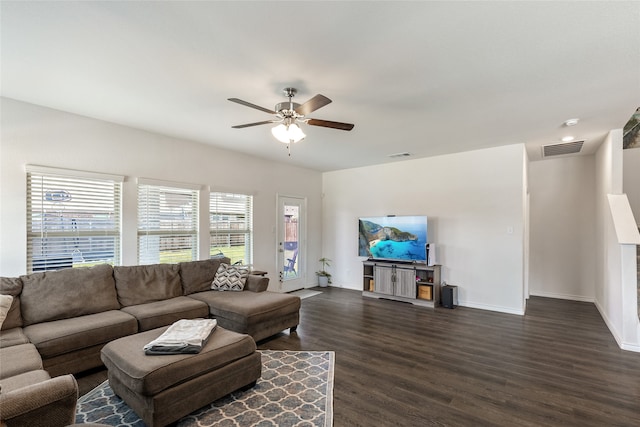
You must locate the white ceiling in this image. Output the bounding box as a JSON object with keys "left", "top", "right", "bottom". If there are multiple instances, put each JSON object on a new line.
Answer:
{"left": 2, "top": 1, "right": 639, "bottom": 172}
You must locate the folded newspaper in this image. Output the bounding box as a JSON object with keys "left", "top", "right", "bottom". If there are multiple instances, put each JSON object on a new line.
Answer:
{"left": 143, "top": 318, "right": 217, "bottom": 355}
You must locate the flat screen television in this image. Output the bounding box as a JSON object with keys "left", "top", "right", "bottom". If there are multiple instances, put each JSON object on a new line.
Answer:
{"left": 358, "top": 215, "right": 428, "bottom": 263}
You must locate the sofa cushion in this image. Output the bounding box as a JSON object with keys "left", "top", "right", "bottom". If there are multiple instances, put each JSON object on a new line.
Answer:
{"left": 0, "top": 369, "right": 51, "bottom": 393}
{"left": 101, "top": 326, "right": 256, "bottom": 396}
{"left": 23, "top": 310, "right": 138, "bottom": 359}
{"left": 120, "top": 296, "right": 209, "bottom": 331}
{"left": 19, "top": 264, "right": 119, "bottom": 326}
{"left": 0, "top": 327, "right": 30, "bottom": 348}
{"left": 0, "top": 277, "right": 24, "bottom": 330}
{"left": 189, "top": 291, "right": 301, "bottom": 328}
{"left": 211, "top": 264, "right": 249, "bottom": 291}
{"left": 244, "top": 275, "right": 269, "bottom": 293}
{"left": 0, "top": 343, "right": 43, "bottom": 380}
{"left": 179, "top": 258, "right": 229, "bottom": 295}
{"left": 114, "top": 264, "right": 181, "bottom": 307}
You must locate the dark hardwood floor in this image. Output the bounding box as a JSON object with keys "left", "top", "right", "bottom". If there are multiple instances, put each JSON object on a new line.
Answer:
{"left": 261, "top": 288, "right": 640, "bottom": 426}
{"left": 77, "top": 287, "right": 640, "bottom": 426}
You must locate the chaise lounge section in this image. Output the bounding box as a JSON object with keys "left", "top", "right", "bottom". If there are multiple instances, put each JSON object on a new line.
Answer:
{"left": 182, "top": 259, "right": 301, "bottom": 342}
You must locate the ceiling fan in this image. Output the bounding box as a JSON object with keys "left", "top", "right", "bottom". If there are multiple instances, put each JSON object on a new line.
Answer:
{"left": 228, "top": 88, "right": 354, "bottom": 155}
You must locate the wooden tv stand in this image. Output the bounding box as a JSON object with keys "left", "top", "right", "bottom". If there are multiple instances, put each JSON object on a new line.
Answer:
{"left": 362, "top": 260, "right": 441, "bottom": 308}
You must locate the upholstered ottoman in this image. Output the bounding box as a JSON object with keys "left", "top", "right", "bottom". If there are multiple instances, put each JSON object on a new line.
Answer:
{"left": 101, "top": 326, "right": 261, "bottom": 427}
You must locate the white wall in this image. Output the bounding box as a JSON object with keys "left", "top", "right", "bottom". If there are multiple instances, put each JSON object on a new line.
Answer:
{"left": 0, "top": 98, "right": 323, "bottom": 289}
{"left": 623, "top": 148, "right": 640, "bottom": 224}
{"left": 595, "top": 130, "right": 623, "bottom": 333}
{"left": 594, "top": 129, "right": 640, "bottom": 351}
{"left": 528, "top": 155, "right": 596, "bottom": 301}
{"left": 322, "top": 144, "right": 527, "bottom": 315}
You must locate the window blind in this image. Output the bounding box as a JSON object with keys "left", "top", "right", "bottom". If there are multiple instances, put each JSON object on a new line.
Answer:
{"left": 210, "top": 192, "right": 253, "bottom": 266}
{"left": 138, "top": 183, "right": 199, "bottom": 265}
{"left": 26, "top": 169, "right": 122, "bottom": 272}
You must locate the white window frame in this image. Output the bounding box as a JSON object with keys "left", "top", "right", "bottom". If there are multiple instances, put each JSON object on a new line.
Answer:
{"left": 137, "top": 178, "right": 200, "bottom": 265}
{"left": 209, "top": 191, "right": 253, "bottom": 266}
{"left": 25, "top": 165, "right": 124, "bottom": 273}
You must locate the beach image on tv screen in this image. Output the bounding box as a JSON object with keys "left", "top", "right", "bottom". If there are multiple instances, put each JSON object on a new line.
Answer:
{"left": 358, "top": 216, "right": 427, "bottom": 261}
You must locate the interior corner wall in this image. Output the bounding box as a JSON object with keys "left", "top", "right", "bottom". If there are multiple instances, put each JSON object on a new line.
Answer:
{"left": 528, "top": 155, "right": 596, "bottom": 301}
{"left": 623, "top": 148, "right": 640, "bottom": 223}
{"left": 594, "top": 129, "right": 628, "bottom": 346}
{"left": 322, "top": 144, "right": 526, "bottom": 315}
{"left": 522, "top": 149, "right": 531, "bottom": 301}
{"left": 0, "top": 98, "right": 323, "bottom": 286}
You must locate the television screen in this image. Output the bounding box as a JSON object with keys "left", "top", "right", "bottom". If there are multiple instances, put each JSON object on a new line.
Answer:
{"left": 358, "top": 215, "right": 428, "bottom": 262}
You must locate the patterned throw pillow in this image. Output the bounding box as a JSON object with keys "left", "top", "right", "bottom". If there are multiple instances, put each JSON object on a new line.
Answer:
{"left": 211, "top": 264, "right": 249, "bottom": 291}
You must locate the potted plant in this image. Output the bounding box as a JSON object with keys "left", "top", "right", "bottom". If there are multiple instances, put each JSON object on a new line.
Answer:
{"left": 316, "top": 257, "right": 332, "bottom": 287}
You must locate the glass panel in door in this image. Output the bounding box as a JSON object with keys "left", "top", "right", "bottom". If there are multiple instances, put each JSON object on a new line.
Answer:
{"left": 278, "top": 195, "right": 306, "bottom": 292}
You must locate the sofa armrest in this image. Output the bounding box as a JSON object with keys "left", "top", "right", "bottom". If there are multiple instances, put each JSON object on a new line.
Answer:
{"left": 244, "top": 275, "right": 269, "bottom": 292}
{"left": 0, "top": 374, "right": 78, "bottom": 427}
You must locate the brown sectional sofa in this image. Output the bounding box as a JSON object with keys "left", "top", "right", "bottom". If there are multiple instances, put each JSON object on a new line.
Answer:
{"left": 0, "top": 257, "right": 301, "bottom": 426}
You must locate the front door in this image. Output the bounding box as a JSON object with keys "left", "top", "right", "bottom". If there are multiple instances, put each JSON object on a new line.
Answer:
{"left": 277, "top": 195, "right": 306, "bottom": 292}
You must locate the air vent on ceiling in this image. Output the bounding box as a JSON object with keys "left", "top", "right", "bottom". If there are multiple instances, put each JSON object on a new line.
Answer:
{"left": 388, "top": 152, "right": 412, "bottom": 158}
{"left": 542, "top": 140, "right": 584, "bottom": 158}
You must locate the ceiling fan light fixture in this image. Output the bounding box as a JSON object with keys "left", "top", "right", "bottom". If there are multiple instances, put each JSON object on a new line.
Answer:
{"left": 230, "top": 87, "right": 352, "bottom": 156}
{"left": 271, "top": 122, "right": 306, "bottom": 144}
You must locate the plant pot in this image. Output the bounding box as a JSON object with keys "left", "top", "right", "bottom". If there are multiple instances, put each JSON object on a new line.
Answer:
{"left": 317, "top": 275, "right": 329, "bottom": 287}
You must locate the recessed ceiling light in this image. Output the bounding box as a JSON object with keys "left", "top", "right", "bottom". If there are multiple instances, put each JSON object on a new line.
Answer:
{"left": 561, "top": 136, "right": 575, "bottom": 142}
{"left": 564, "top": 118, "right": 579, "bottom": 127}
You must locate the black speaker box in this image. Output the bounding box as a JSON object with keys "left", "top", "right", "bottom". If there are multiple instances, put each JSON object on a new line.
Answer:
{"left": 441, "top": 285, "right": 458, "bottom": 309}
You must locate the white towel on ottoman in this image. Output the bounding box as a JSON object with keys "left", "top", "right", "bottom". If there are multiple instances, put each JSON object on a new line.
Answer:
{"left": 143, "top": 318, "right": 217, "bottom": 355}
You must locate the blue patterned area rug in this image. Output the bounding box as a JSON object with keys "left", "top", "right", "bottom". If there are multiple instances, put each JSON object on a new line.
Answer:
{"left": 75, "top": 350, "right": 335, "bottom": 427}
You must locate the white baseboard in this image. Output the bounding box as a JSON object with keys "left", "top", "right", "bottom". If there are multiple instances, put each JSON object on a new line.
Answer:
{"left": 458, "top": 300, "right": 525, "bottom": 316}
{"left": 529, "top": 290, "right": 594, "bottom": 303}
{"left": 621, "top": 342, "right": 640, "bottom": 352}
{"left": 593, "top": 300, "right": 640, "bottom": 353}
{"left": 594, "top": 299, "right": 625, "bottom": 349}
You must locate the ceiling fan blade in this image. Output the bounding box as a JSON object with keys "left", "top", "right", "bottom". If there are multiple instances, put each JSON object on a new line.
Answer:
{"left": 228, "top": 98, "right": 275, "bottom": 114}
{"left": 307, "top": 119, "right": 355, "bottom": 131}
{"left": 295, "top": 94, "right": 332, "bottom": 116}
{"left": 232, "top": 120, "right": 275, "bottom": 129}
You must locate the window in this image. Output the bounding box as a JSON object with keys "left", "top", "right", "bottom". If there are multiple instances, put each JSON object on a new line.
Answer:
{"left": 138, "top": 180, "right": 199, "bottom": 264}
{"left": 26, "top": 166, "right": 123, "bottom": 273}
{"left": 210, "top": 192, "right": 253, "bottom": 266}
